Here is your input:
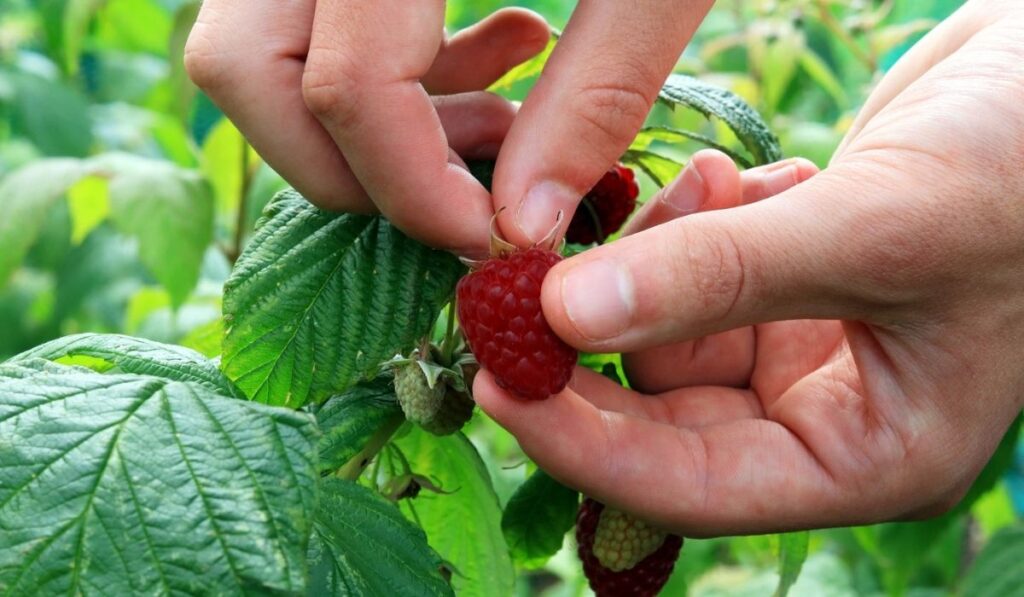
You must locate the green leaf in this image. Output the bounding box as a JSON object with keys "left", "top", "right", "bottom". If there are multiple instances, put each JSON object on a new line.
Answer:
{"left": 630, "top": 126, "right": 754, "bottom": 169}
{"left": 94, "top": 0, "right": 173, "bottom": 55}
{"left": 870, "top": 19, "right": 938, "bottom": 58}
{"left": 179, "top": 318, "right": 224, "bottom": 358}
{"left": 774, "top": 532, "right": 810, "bottom": 597}
{"left": 621, "top": 149, "right": 684, "bottom": 187}
{"left": 501, "top": 469, "right": 579, "bottom": 568}
{"left": 960, "top": 523, "right": 1024, "bottom": 597}
{"left": 316, "top": 378, "right": 404, "bottom": 475}
{"left": 307, "top": 478, "right": 453, "bottom": 597}
{"left": 0, "top": 159, "right": 86, "bottom": 286}
{"left": 9, "top": 333, "right": 240, "bottom": 398}
{"left": 757, "top": 30, "right": 802, "bottom": 115}
{"left": 658, "top": 74, "right": 783, "bottom": 166}
{"left": 222, "top": 190, "right": 465, "bottom": 408}
{"left": 0, "top": 360, "right": 318, "bottom": 595}
{"left": 62, "top": 0, "right": 106, "bottom": 74}
{"left": 201, "top": 118, "right": 255, "bottom": 218}
{"left": 395, "top": 429, "right": 514, "bottom": 597}
{"left": 798, "top": 50, "right": 848, "bottom": 109}
{"left": 92, "top": 153, "right": 215, "bottom": 308}
{"left": 4, "top": 72, "right": 93, "bottom": 157}
{"left": 66, "top": 175, "right": 111, "bottom": 245}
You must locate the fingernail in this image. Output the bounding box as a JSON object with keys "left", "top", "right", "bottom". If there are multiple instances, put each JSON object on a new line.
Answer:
{"left": 561, "top": 258, "right": 635, "bottom": 341}
{"left": 663, "top": 162, "right": 705, "bottom": 214}
{"left": 517, "top": 181, "right": 579, "bottom": 243}
{"left": 761, "top": 164, "right": 799, "bottom": 196}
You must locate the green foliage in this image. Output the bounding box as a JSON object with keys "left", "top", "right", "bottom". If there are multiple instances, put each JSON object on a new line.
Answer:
{"left": 308, "top": 479, "right": 453, "bottom": 597}
{"left": 961, "top": 523, "right": 1024, "bottom": 597}
{"left": 775, "top": 532, "right": 810, "bottom": 597}
{"left": 0, "top": 1, "right": 1018, "bottom": 596}
{"left": 502, "top": 469, "right": 580, "bottom": 568}
{"left": 395, "top": 429, "right": 515, "bottom": 597}
{"left": 0, "top": 357, "right": 318, "bottom": 595}
{"left": 658, "top": 74, "right": 784, "bottom": 166}
{"left": 316, "top": 379, "right": 404, "bottom": 475}
{"left": 10, "top": 332, "right": 239, "bottom": 396}
{"left": 221, "top": 190, "right": 465, "bottom": 408}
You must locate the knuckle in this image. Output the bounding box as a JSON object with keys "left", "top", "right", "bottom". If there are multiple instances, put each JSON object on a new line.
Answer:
{"left": 183, "top": 27, "right": 227, "bottom": 91}
{"left": 572, "top": 79, "right": 654, "bottom": 155}
{"left": 302, "top": 50, "right": 364, "bottom": 126}
{"left": 674, "top": 222, "right": 751, "bottom": 326}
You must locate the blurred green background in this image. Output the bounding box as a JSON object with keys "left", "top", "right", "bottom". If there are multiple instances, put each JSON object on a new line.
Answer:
{"left": 2, "top": 1, "right": 1022, "bottom": 596}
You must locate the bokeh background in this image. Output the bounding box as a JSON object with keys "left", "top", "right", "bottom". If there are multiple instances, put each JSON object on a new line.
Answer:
{"left": 2, "top": 1, "right": 1021, "bottom": 595}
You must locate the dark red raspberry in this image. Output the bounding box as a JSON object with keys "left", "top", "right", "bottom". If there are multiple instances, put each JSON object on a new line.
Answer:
{"left": 456, "top": 248, "right": 577, "bottom": 400}
{"left": 576, "top": 498, "right": 683, "bottom": 597}
{"left": 566, "top": 165, "right": 640, "bottom": 245}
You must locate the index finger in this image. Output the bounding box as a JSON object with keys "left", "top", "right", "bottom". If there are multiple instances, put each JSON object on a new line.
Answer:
{"left": 302, "top": 1, "right": 490, "bottom": 254}
{"left": 491, "top": 0, "right": 715, "bottom": 247}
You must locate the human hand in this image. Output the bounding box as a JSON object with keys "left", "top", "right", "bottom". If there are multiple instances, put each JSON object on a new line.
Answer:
{"left": 184, "top": 2, "right": 550, "bottom": 254}
{"left": 475, "top": 0, "right": 1024, "bottom": 535}
{"left": 490, "top": 0, "right": 716, "bottom": 246}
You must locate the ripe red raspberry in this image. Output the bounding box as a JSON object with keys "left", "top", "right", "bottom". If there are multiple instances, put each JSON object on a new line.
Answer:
{"left": 576, "top": 498, "right": 683, "bottom": 597}
{"left": 456, "top": 248, "right": 577, "bottom": 400}
{"left": 566, "top": 164, "right": 640, "bottom": 245}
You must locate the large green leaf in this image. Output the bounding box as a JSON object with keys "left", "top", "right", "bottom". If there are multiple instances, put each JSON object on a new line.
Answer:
{"left": 501, "top": 468, "right": 579, "bottom": 568}
{"left": 307, "top": 479, "right": 453, "bottom": 596}
{"left": 93, "top": 153, "right": 215, "bottom": 308}
{"left": 658, "top": 74, "right": 783, "bottom": 166}
{"left": 960, "top": 523, "right": 1024, "bottom": 597}
{"left": 0, "top": 359, "right": 318, "bottom": 595}
{"left": 774, "top": 532, "right": 810, "bottom": 597}
{"left": 0, "top": 159, "right": 86, "bottom": 286}
{"left": 222, "top": 190, "right": 465, "bottom": 408}
{"left": 395, "top": 429, "right": 514, "bottom": 597}
{"left": 10, "top": 333, "right": 239, "bottom": 397}
{"left": 4, "top": 71, "right": 93, "bottom": 157}
{"left": 316, "top": 378, "right": 404, "bottom": 475}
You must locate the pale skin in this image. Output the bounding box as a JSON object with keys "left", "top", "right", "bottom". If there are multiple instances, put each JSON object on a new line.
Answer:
{"left": 186, "top": 0, "right": 1024, "bottom": 534}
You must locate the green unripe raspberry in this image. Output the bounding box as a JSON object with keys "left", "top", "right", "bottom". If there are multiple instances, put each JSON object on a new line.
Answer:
{"left": 420, "top": 389, "right": 475, "bottom": 436}
{"left": 592, "top": 507, "right": 668, "bottom": 572}
{"left": 394, "top": 364, "right": 445, "bottom": 425}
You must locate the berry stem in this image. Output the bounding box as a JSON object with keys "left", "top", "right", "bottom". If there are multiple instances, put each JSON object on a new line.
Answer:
{"left": 337, "top": 414, "right": 405, "bottom": 481}
{"left": 440, "top": 300, "right": 458, "bottom": 364}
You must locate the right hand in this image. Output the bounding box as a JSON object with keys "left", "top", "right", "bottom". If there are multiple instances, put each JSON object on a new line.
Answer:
{"left": 184, "top": 2, "right": 550, "bottom": 255}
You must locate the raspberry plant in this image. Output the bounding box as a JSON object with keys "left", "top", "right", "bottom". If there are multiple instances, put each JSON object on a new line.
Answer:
{"left": 0, "top": 24, "right": 1021, "bottom": 597}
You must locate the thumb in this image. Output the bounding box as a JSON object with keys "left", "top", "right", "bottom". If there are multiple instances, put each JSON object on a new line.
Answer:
{"left": 539, "top": 163, "right": 891, "bottom": 353}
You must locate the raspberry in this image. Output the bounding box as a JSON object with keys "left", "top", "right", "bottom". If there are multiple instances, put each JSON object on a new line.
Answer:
{"left": 576, "top": 498, "right": 683, "bottom": 597}
{"left": 566, "top": 165, "right": 639, "bottom": 245}
{"left": 456, "top": 248, "right": 577, "bottom": 400}
{"left": 394, "top": 362, "right": 446, "bottom": 425}
{"left": 420, "top": 387, "right": 475, "bottom": 436}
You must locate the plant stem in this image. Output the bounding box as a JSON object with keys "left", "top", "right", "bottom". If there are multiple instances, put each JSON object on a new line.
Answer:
{"left": 814, "top": 0, "right": 876, "bottom": 71}
{"left": 441, "top": 301, "right": 457, "bottom": 363}
{"left": 337, "top": 414, "right": 405, "bottom": 481}
{"left": 229, "top": 138, "right": 254, "bottom": 263}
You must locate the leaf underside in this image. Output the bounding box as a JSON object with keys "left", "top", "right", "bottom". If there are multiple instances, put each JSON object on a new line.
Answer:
{"left": 658, "top": 74, "right": 783, "bottom": 166}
